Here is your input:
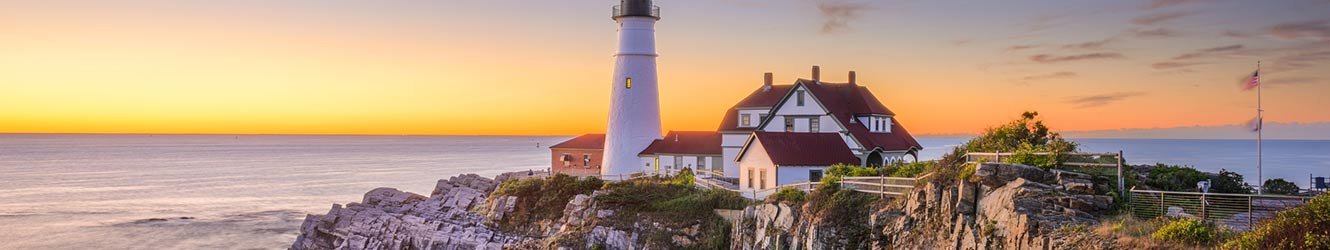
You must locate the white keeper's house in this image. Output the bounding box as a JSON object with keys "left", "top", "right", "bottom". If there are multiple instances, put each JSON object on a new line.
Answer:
{"left": 552, "top": 66, "right": 922, "bottom": 191}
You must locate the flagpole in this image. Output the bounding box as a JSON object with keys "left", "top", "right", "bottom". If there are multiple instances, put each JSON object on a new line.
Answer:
{"left": 1257, "top": 61, "right": 1263, "bottom": 195}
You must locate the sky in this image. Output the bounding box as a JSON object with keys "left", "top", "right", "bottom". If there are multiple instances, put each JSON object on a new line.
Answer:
{"left": 2, "top": 0, "right": 1329, "bottom": 136}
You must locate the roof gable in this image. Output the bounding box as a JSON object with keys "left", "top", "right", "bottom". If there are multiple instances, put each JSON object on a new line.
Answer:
{"left": 717, "top": 85, "right": 794, "bottom": 132}
{"left": 638, "top": 131, "right": 723, "bottom": 156}
{"left": 736, "top": 132, "right": 860, "bottom": 166}
{"left": 549, "top": 134, "right": 605, "bottom": 149}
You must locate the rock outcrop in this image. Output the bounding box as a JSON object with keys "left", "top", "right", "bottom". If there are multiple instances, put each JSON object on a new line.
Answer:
{"left": 873, "top": 163, "right": 1116, "bottom": 249}
{"left": 290, "top": 175, "right": 529, "bottom": 250}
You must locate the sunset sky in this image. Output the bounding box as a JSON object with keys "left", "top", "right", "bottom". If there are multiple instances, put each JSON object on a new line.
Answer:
{"left": 2, "top": 0, "right": 1328, "bottom": 136}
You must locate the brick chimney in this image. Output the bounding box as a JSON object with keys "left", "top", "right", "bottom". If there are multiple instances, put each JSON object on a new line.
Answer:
{"left": 848, "top": 71, "right": 857, "bottom": 85}
{"left": 763, "top": 72, "right": 773, "bottom": 91}
{"left": 812, "top": 65, "right": 821, "bottom": 83}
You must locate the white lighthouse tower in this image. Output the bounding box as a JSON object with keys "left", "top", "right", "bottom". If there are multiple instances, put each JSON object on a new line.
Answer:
{"left": 602, "top": 0, "right": 662, "bottom": 180}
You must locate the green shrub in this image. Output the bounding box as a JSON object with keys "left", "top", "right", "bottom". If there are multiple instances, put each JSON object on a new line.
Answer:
{"left": 1223, "top": 193, "right": 1330, "bottom": 249}
{"left": 1005, "top": 147, "right": 1060, "bottom": 170}
{"left": 1150, "top": 218, "right": 1225, "bottom": 245}
{"left": 884, "top": 161, "right": 931, "bottom": 177}
{"left": 672, "top": 168, "right": 695, "bottom": 186}
{"left": 491, "top": 174, "right": 604, "bottom": 233}
{"left": 1264, "top": 178, "right": 1301, "bottom": 195}
{"left": 963, "top": 111, "right": 1076, "bottom": 154}
{"left": 957, "top": 163, "right": 977, "bottom": 181}
{"left": 826, "top": 163, "right": 878, "bottom": 177}
{"left": 1143, "top": 164, "right": 1209, "bottom": 192}
{"left": 768, "top": 187, "right": 807, "bottom": 204}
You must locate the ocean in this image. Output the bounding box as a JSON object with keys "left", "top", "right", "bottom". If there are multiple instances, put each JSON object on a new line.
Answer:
{"left": 1, "top": 134, "right": 1326, "bottom": 249}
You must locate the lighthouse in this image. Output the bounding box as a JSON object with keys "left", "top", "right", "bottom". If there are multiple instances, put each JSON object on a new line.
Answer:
{"left": 602, "top": 0, "right": 662, "bottom": 180}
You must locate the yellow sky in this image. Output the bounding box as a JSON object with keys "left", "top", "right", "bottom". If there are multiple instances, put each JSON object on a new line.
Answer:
{"left": 2, "top": 1, "right": 1328, "bottom": 136}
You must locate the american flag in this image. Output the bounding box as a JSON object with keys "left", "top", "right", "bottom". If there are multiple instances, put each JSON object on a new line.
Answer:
{"left": 1247, "top": 117, "right": 1262, "bottom": 132}
{"left": 1242, "top": 70, "right": 1260, "bottom": 90}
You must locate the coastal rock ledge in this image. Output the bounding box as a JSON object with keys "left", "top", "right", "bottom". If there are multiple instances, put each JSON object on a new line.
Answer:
{"left": 290, "top": 174, "right": 527, "bottom": 250}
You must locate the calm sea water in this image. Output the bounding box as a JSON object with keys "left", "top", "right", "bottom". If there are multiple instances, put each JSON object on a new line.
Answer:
{"left": 0, "top": 134, "right": 1326, "bottom": 249}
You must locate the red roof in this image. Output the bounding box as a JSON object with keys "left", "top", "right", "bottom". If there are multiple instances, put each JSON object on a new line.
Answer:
{"left": 741, "top": 132, "right": 860, "bottom": 166}
{"left": 717, "top": 85, "right": 794, "bottom": 132}
{"left": 549, "top": 134, "right": 604, "bottom": 149}
{"left": 638, "top": 131, "right": 722, "bottom": 156}
{"left": 796, "top": 79, "right": 922, "bottom": 152}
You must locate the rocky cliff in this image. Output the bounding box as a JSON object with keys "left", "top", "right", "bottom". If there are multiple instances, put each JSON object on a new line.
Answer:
{"left": 294, "top": 164, "right": 1120, "bottom": 249}
{"left": 728, "top": 163, "right": 1119, "bottom": 249}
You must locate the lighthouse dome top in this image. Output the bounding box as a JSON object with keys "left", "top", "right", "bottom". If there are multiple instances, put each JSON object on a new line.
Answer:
{"left": 613, "top": 0, "right": 660, "bottom": 20}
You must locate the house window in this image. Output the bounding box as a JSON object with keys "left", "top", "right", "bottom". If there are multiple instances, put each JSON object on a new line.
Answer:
{"left": 747, "top": 169, "right": 754, "bottom": 188}
{"left": 810, "top": 117, "right": 820, "bottom": 132}
{"left": 796, "top": 90, "right": 805, "bottom": 106}
{"left": 675, "top": 156, "right": 683, "bottom": 170}
{"left": 784, "top": 117, "right": 794, "bottom": 132}
{"left": 583, "top": 154, "right": 591, "bottom": 168}
{"left": 625, "top": 77, "right": 632, "bottom": 89}
{"left": 759, "top": 114, "right": 769, "bottom": 123}
{"left": 759, "top": 169, "right": 767, "bottom": 189}
{"left": 741, "top": 115, "right": 751, "bottom": 127}
{"left": 697, "top": 157, "right": 706, "bottom": 170}
{"left": 561, "top": 154, "right": 572, "bottom": 167}
{"left": 810, "top": 169, "right": 824, "bottom": 182}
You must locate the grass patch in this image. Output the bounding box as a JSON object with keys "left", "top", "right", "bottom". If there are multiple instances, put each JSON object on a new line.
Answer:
{"left": 1150, "top": 218, "right": 1234, "bottom": 245}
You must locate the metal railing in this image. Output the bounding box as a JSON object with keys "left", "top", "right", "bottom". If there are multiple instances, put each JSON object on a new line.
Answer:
{"left": 1129, "top": 187, "right": 1312, "bottom": 231}
{"left": 611, "top": 5, "right": 660, "bottom": 19}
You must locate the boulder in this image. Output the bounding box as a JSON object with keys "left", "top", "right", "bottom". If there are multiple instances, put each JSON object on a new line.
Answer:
{"left": 973, "top": 163, "right": 1053, "bottom": 187}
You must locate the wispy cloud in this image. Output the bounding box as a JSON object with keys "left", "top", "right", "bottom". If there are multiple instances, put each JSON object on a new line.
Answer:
{"left": 1171, "top": 44, "right": 1245, "bottom": 60}
{"left": 1149, "top": 44, "right": 1247, "bottom": 70}
{"left": 1066, "top": 92, "right": 1147, "bottom": 108}
{"left": 1130, "top": 28, "right": 1180, "bottom": 39}
{"left": 1152, "top": 61, "right": 1209, "bottom": 69}
{"left": 1265, "top": 77, "right": 1321, "bottom": 87}
{"left": 1269, "top": 20, "right": 1330, "bottom": 40}
{"left": 814, "top": 0, "right": 871, "bottom": 34}
{"left": 1146, "top": 0, "right": 1204, "bottom": 9}
{"left": 1030, "top": 53, "right": 1124, "bottom": 63}
{"left": 1131, "top": 11, "right": 1191, "bottom": 25}
{"left": 1006, "top": 44, "right": 1041, "bottom": 51}
{"left": 1061, "top": 37, "right": 1117, "bottom": 50}
{"left": 1020, "top": 71, "right": 1078, "bottom": 81}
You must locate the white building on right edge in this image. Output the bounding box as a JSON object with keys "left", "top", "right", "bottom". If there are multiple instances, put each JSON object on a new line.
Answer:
{"left": 723, "top": 66, "right": 923, "bottom": 193}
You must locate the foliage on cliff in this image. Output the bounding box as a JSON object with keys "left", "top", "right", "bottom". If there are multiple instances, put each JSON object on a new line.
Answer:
{"left": 491, "top": 174, "right": 603, "bottom": 233}
{"left": 1223, "top": 193, "right": 1330, "bottom": 249}
{"left": 927, "top": 111, "right": 1077, "bottom": 182}
{"left": 592, "top": 176, "right": 745, "bottom": 249}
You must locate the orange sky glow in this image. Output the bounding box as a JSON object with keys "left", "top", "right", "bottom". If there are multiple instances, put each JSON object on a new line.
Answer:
{"left": 2, "top": 1, "right": 1328, "bottom": 136}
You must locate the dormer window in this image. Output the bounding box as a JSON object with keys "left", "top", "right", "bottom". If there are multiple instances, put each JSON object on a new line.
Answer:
{"left": 741, "top": 115, "right": 751, "bottom": 127}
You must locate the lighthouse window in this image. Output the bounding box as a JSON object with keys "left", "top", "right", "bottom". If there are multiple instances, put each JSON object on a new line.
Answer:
{"left": 625, "top": 77, "right": 632, "bottom": 89}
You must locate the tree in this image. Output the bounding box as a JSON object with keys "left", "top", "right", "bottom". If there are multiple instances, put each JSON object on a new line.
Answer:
{"left": 1211, "top": 169, "right": 1252, "bottom": 194}
{"left": 963, "top": 111, "right": 1076, "bottom": 157}
{"left": 1264, "top": 178, "right": 1301, "bottom": 195}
